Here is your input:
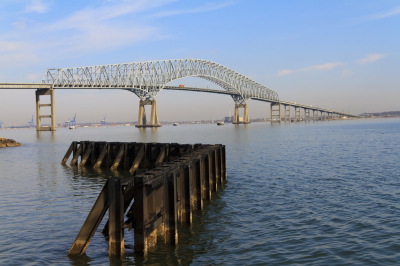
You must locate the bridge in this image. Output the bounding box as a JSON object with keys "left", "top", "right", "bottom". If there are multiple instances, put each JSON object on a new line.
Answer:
{"left": 0, "top": 59, "right": 358, "bottom": 131}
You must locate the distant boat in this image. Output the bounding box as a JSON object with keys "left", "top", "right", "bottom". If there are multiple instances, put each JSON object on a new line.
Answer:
{"left": 69, "top": 126, "right": 76, "bottom": 130}
{"left": 217, "top": 121, "right": 224, "bottom": 126}
{"left": 173, "top": 123, "right": 178, "bottom": 126}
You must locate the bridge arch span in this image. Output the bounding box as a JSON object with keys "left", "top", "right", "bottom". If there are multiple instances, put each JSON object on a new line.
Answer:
{"left": 42, "top": 59, "right": 279, "bottom": 103}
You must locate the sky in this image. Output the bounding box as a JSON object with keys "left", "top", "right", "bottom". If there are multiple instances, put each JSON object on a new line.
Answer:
{"left": 0, "top": 0, "right": 399, "bottom": 125}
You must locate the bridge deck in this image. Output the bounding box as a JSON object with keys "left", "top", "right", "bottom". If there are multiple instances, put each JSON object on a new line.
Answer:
{"left": 0, "top": 83, "right": 358, "bottom": 118}
{"left": 164, "top": 86, "right": 357, "bottom": 117}
{"left": 0, "top": 83, "right": 52, "bottom": 89}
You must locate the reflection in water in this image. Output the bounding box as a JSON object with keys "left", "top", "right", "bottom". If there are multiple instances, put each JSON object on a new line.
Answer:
{"left": 36, "top": 130, "right": 57, "bottom": 141}
{"left": 138, "top": 127, "right": 160, "bottom": 142}
{"left": 68, "top": 253, "right": 92, "bottom": 266}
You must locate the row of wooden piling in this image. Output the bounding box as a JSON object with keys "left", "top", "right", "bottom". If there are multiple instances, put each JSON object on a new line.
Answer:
{"left": 61, "top": 141, "right": 196, "bottom": 174}
{"left": 64, "top": 142, "right": 226, "bottom": 256}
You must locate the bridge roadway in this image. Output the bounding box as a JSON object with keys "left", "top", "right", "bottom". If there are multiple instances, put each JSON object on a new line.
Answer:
{"left": 163, "top": 86, "right": 356, "bottom": 118}
{"left": 0, "top": 82, "right": 358, "bottom": 129}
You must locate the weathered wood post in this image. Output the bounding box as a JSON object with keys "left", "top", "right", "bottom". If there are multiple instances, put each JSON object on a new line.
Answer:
{"left": 215, "top": 148, "right": 222, "bottom": 185}
{"left": 202, "top": 155, "right": 210, "bottom": 200}
{"left": 68, "top": 179, "right": 110, "bottom": 256}
{"left": 222, "top": 145, "right": 226, "bottom": 180}
{"left": 108, "top": 177, "right": 124, "bottom": 256}
{"left": 70, "top": 142, "right": 82, "bottom": 166}
{"left": 165, "top": 172, "right": 178, "bottom": 244}
{"left": 61, "top": 142, "right": 74, "bottom": 164}
{"left": 209, "top": 150, "right": 217, "bottom": 192}
{"left": 134, "top": 175, "right": 146, "bottom": 253}
{"left": 181, "top": 164, "right": 192, "bottom": 223}
{"left": 191, "top": 160, "right": 202, "bottom": 210}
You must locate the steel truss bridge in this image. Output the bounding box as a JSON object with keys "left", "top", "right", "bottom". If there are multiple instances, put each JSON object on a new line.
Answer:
{"left": 0, "top": 59, "right": 358, "bottom": 131}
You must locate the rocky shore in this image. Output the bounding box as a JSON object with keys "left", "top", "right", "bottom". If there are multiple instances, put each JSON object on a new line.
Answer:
{"left": 0, "top": 137, "right": 22, "bottom": 148}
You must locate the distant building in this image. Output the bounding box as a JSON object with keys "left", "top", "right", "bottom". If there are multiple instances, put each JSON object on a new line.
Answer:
{"left": 224, "top": 116, "right": 234, "bottom": 123}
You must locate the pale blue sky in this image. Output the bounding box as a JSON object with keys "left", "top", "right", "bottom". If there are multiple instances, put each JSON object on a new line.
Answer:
{"left": 0, "top": 0, "right": 399, "bottom": 125}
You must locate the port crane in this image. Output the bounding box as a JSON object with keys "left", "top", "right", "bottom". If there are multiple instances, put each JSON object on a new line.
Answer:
{"left": 66, "top": 114, "right": 77, "bottom": 127}
{"left": 28, "top": 115, "right": 35, "bottom": 128}
{"left": 100, "top": 115, "right": 107, "bottom": 126}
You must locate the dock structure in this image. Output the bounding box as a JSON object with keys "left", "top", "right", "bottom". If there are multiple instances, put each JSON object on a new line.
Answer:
{"left": 62, "top": 141, "right": 226, "bottom": 256}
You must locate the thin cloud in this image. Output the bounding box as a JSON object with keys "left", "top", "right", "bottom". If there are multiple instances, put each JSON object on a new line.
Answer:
{"left": 277, "top": 69, "right": 293, "bottom": 77}
{"left": 0, "top": 0, "right": 175, "bottom": 66}
{"left": 358, "top": 54, "right": 386, "bottom": 64}
{"left": 152, "top": 1, "right": 236, "bottom": 17}
{"left": 12, "top": 21, "right": 27, "bottom": 29}
{"left": 342, "top": 70, "right": 353, "bottom": 77}
{"left": 25, "top": 0, "right": 50, "bottom": 14}
{"left": 277, "top": 62, "right": 344, "bottom": 76}
{"left": 301, "top": 62, "right": 344, "bottom": 71}
{"left": 366, "top": 6, "right": 400, "bottom": 20}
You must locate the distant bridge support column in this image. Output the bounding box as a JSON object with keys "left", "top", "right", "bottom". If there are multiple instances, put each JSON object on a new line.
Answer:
{"left": 304, "top": 109, "right": 310, "bottom": 121}
{"left": 284, "top": 105, "right": 291, "bottom": 123}
{"left": 232, "top": 104, "right": 250, "bottom": 124}
{"left": 295, "top": 107, "right": 301, "bottom": 122}
{"left": 35, "top": 89, "right": 56, "bottom": 131}
{"left": 135, "top": 99, "right": 161, "bottom": 128}
{"left": 270, "top": 102, "right": 281, "bottom": 123}
{"left": 313, "top": 110, "right": 318, "bottom": 121}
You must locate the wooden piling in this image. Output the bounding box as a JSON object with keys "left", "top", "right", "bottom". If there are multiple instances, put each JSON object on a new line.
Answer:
{"left": 164, "top": 172, "right": 178, "bottom": 244}
{"left": 66, "top": 142, "right": 226, "bottom": 257}
{"left": 79, "top": 142, "right": 93, "bottom": 167}
{"left": 108, "top": 177, "right": 124, "bottom": 256}
{"left": 68, "top": 179, "right": 110, "bottom": 256}
{"left": 61, "top": 143, "right": 74, "bottom": 164}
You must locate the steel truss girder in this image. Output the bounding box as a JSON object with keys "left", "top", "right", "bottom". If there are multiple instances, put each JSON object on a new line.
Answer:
{"left": 41, "top": 59, "right": 279, "bottom": 102}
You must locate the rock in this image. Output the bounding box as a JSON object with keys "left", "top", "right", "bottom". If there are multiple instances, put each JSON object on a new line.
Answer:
{"left": 0, "top": 138, "right": 22, "bottom": 148}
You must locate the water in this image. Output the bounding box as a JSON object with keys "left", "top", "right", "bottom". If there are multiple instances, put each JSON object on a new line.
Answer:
{"left": 1, "top": 119, "right": 400, "bottom": 265}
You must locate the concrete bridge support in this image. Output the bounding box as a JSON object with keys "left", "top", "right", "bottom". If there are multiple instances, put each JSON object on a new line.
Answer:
{"left": 233, "top": 104, "right": 250, "bottom": 124}
{"left": 304, "top": 109, "right": 310, "bottom": 121}
{"left": 295, "top": 107, "right": 301, "bottom": 122}
{"left": 35, "top": 89, "right": 56, "bottom": 131}
{"left": 270, "top": 102, "right": 281, "bottom": 123}
{"left": 135, "top": 99, "right": 161, "bottom": 128}
{"left": 284, "top": 105, "right": 291, "bottom": 122}
{"left": 313, "top": 110, "right": 318, "bottom": 121}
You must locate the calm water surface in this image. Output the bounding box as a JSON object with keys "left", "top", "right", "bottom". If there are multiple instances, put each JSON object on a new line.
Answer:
{"left": 1, "top": 118, "right": 400, "bottom": 265}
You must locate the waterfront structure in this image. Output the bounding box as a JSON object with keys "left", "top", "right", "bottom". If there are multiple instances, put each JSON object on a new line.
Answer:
{"left": 100, "top": 115, "right": 107, "bottom": 126}
{"left": 0, "top": 59, "right": 359, "bottom": 130}
{"left": 28, "top": 115, "right": 35, "bottom": 128}
{"left": 61, "top": 141, "right": 226, "bottom": 256}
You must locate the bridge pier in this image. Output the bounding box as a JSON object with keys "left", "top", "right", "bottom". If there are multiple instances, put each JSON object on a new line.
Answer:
{"left": 135, "top": 99, "right": 161, "bottom": 128}
{"left": 313, "top": 110, "right": 318, "bottom": 121}
{"left": 304, "top": 109, "right": 310, "bottom": 121}
{"left": 295, "top": 107, "right": 301, "bottom": 122}
{"left": 271, "top": 102, "right": 281, "bottom": 123}
{"left": 35, "top": 89, "right": 56, "bottom": 131}
{"left": 232, "top": 104, "right": 250, "bottom": 124}
{"left": 284, "top": 104, "right": 291, "bottom": 123}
